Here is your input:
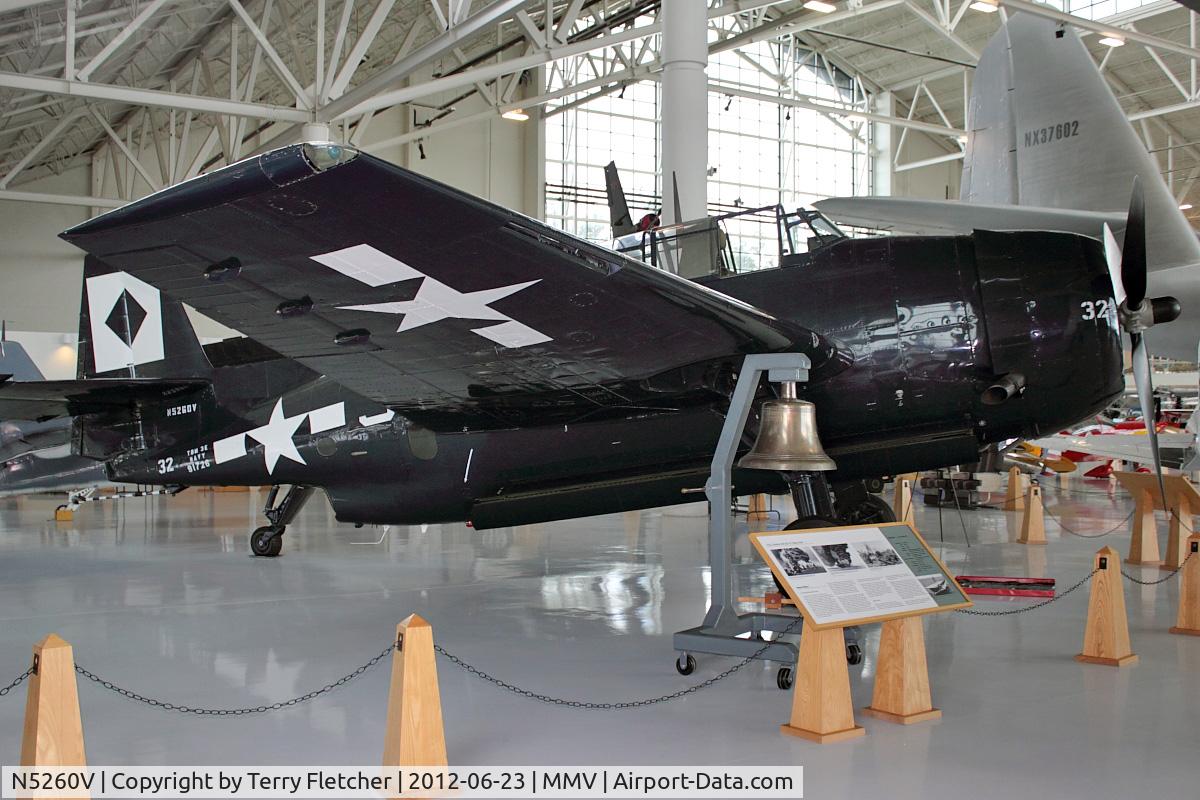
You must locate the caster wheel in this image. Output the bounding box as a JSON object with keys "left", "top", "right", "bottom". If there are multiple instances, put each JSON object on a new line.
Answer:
{"left": 776, "top": 667, "right": 793, "bottom": 690}
{"left": 675, "top": 654, "right": 696, "bottom": 676}
{"left": 846, "top": 643, "right": 863, "bottom": 665}
{"left": 250, "top": 526, "right": 283, "bottom": 557}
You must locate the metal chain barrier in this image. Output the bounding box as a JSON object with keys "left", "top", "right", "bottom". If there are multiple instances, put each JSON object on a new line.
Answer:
{"left": 955, "top": 567, "right": 1100, "bottom": 616}
{"left": 1041, "top": 503, "right": 1136, "bottom": 538}
{"left": 72, "top": 643, "right": 397, "bottom": 715}
{"left": 434, "top": 615, "right": 807, "bottom": 710}
{"left": 0, "top": 666, "right": 33, "bottom": 699}
{"left": 1121, "top": 550, "right": 1194, "bottom": 585}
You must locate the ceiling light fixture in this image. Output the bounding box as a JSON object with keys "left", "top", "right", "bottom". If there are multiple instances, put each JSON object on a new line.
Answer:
{"left": 1180, "top": 203, "right": 1193, "bottom": 211}
{"left": 1099, "top": 34, "right": 1126, "bottom": 47}
{"left": 803, "top": 0, "right": 837, "bottom": 12}
{"left": 969, "top": 0, "right": 999, "bottom": 12}
{"left": 501, "top": 108, "right": 530, "bottom": 121}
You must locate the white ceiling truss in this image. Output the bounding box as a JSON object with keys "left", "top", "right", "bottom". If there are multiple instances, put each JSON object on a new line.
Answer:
{"left": 0, "top": 0, "right": 1198, "bottom": 213}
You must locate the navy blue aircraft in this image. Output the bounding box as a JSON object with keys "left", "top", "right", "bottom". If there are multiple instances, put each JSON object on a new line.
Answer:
{"left": 0, "top": 143, "right": 1170, "bottom": 556}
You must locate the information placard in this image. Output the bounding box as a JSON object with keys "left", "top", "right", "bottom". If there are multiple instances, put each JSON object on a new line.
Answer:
{"left": 750, "top": 522, "right": 971, "bottom": 629}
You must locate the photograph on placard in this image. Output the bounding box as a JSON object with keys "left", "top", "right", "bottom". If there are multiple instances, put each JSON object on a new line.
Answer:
{"left": 771, "top": 546, "right": 827, "bottom": 576}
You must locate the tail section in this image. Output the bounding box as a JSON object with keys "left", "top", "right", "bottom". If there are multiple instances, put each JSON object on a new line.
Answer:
{"left": 0, "top": 326, "right": 46, "bottom": 381}
{"left": 77, "top": 255, "right": 212, "bottom": 380}
{"left": 964, "top": 13, "right": 1200, "bottom": 271}
{"left": 604, "top": 161, "right": 636, "bottom": 237}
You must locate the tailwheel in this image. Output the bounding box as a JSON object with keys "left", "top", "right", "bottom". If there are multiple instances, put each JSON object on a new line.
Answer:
{"left": 846, "top": 643, "right": 863, "bottom": 665}
{"left": 250, "top": 525, "right": 284, "bottom": 557}
{"left": 776, "top": 667, "right": 794, "bottom": 690}
{"left": 675, "top": 654, "right": 696, "bottom": 675}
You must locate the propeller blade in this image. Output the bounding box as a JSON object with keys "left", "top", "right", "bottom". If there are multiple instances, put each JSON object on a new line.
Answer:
{"left": 1122, "top": 176, "right": 1147, "bottom": 308}
{"left": 1130, "top": 332, "right": 1167, "bottom": 506}
{"left": 1102, "top": 223, "right": 1126, "bottom": 306}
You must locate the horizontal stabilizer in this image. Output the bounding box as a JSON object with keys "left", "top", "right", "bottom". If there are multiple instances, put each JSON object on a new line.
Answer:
{"left": 813, "top": 197, "right": 1125, "bottom": 237}
{"left": 0, "top": 377, "right": 208, "bottom": 421}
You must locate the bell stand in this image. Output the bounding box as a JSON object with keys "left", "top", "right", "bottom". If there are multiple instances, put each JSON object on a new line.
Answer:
{"left": 673, "top": 353, "right": 852, "bottom": 667}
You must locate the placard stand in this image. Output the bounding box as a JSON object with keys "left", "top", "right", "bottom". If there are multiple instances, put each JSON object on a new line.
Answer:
{"left": 1075, "top": 547, "right": 1138, "bottom": 666}
{"left": 780, "top": 620, "right": 864, "bottom": 743}
{"left": 1164, "top": 483, "right": 1198, "bottom": 570}
{"left": 1017, "top": 485, "right": 1047, "bottom": 545}
{"left": 1113, "top": 473, "right": 1164, "bottom": 566}
{"left": 1170, "top": 535, "right": 1200, "bottom": 636}
{"left": 862, "top": 617, "right": 941, "bottom": 725}
{"left": 893, "top": 476, "right": 916, "bottom": 526}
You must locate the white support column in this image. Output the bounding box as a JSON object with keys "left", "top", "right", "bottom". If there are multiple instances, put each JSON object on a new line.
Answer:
{"left": 660, "top": 0, "right": 707, "bottom": 226}
{"left": 872, "top": 91, "right": 894, "bottom": 197}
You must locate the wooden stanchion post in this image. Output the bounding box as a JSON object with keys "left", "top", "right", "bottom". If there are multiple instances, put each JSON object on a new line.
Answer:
{"left": 748, "top": 494, "right": 769, "bottom": 521}
{"left": 1006, "top": 467, "right": 1025, "bottom": 511}
{"left": 1164, "top": 491, "right": 1194, "bottom": 571}
{"left": 780, "top": 621, "right": 864, "bottom": 743}
{"left": 1169, "top": 535, "right": 1200, "bottom": 636}
{"left": 1076, "top": 547, "right": 1138, "bottom": 667}
{"left": 862, "top": 617, "right": 940, "bottom": 725}
{"left": 382, "top": 615, "right": 447, "bottom": 768}
{"left": 893, "top": 475, "right": 916, "bottom": 527}
{"left": 1017, "top": 484, "right": 1047, "bottom": 545}
{"left": 21, "top": 634, "right": 86, "bottom": 767}
{"left": 1126, "top": 488, "right": 1162, "bottom": 566}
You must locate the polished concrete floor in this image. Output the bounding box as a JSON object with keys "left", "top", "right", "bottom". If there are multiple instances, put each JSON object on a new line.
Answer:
{"left": 0, "top": 480, "right": 1196, "bottom": 798}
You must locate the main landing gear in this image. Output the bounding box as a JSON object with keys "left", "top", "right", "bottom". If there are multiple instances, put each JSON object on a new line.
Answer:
{"left": 249, "top": 485, "right": 314, "bottom": 557}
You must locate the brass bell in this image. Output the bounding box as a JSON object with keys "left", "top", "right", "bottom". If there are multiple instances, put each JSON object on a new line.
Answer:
{"left": 738, "top": 382, "right": 836, "bottom": 472}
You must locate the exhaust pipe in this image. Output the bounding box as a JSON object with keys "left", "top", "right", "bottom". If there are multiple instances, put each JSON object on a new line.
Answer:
{"left": 982, "top": 372, "right": 1025, "bottom": 406}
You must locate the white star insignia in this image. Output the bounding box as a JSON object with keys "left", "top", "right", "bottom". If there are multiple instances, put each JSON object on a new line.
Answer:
{"left": 247, "top": 399, "right": 308, "bottom": 474}
{"left": 317, "top": 244, "right": 552, "bottom": 348}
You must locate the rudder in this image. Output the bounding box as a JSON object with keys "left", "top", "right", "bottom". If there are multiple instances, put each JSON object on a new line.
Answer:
{"left": 77, "top": 255, "right": 211, "bottom": 380}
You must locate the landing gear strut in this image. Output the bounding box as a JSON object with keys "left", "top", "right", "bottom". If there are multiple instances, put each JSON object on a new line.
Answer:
{"left": 249, "top": 485, "right": 314, "bottom": 557}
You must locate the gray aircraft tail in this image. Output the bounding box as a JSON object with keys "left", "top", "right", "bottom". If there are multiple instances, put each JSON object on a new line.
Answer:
{"left": 964, "top": 13, "right": 1200, "bottom": 271}
{"left": 604, "top": 161, "right": 637, "bottom": 237}
{"left": 76, "top": 254, "right": 212, "bottom": 380}
{"left": 0, "top": 325, "right": 46, "bottom": 381}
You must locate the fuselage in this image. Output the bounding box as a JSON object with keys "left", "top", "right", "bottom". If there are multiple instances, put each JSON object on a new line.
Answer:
{"left": 105, "top": 229, "right": 1124, "bottom": 528}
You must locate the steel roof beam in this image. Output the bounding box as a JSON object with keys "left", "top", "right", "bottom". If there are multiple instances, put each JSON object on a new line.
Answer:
{"left": 0, "top": 69, "right": 311, "bottom": 122}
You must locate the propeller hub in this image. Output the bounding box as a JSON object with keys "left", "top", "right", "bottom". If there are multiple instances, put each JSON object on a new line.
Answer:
{"left": 1151, "top": 296, "right": 1181, "bottom": 326}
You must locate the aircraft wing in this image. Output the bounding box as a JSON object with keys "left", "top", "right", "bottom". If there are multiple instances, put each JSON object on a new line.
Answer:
{"left": 1032, "top": 433, "right": 1195, "bottom": 465}
{"left": 813, "top": 197, "right": 1124, "bottom": 237}
{"left": 61, "top": 144, "right": 847, "bottom": 429}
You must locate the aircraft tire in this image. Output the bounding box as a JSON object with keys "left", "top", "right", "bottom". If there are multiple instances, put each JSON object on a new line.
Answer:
{"left": 250, "top": 525, "right": 284, "bottom": 557}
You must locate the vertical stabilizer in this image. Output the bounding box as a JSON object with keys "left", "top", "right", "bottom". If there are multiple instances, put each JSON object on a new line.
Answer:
{"left": 604, "top": 161, "right": 636, "bottom": 237}
{"left": 971, "top": 13, "right": 1200, "bottom": 272}
{"left": 77, "top": 255, "right": 212, "bottom": 380}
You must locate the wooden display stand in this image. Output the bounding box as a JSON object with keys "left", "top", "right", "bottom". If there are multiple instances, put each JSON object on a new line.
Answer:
{"left": 53, "top": 508, "right": 74, "bottom": 522}
{"left": 1170, "top": 535, "right": 1200, "bottom": 636}
{"left": 780, "top": 620, "right": 864, "bottom": 743}
{"left": 1005, "top": 467, "right": 1026, "bottom": 511}
{"left": 1076, "top": 547, "right": 1138, "bottom": 667}
{"left": 1017, "top": 484, "right": 1047, "bottom": 545}
{"left": 1162, "top": 476, "right": 1199, "bottom": 570}
{"left": 1113, "top": 472, "right": 1164, "bottom": 566}
{"left": 747, "top": 494, "right": 770, "bottom": 521}
{"left": 21, "top": 634, "right": 87, "bottom": 767}
{"left": 382, "top": 615, "right": 447, "bottom": 768}
{"left": 862, "top": 617, "right": 940, "bottom": 725}
{"left": 893, "top": 474, "right": 917, "bottom": 526}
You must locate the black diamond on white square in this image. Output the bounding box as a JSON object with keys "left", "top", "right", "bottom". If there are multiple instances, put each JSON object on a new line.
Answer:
{"left": 105, "top": 290, "right": 147, "bottom": 344}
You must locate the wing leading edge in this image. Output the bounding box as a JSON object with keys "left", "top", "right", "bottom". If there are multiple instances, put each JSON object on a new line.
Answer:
{"left": 63, "top": 144, "right": 848, "bottom": 429}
